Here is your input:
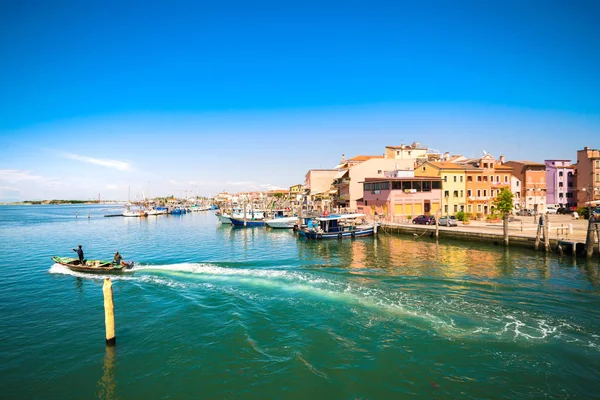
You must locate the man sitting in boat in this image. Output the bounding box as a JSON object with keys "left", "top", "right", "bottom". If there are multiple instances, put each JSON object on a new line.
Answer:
{"left": 72, "top": 245, "right": 85, "bottom": 265}
{"left": 113, "top": 251, "right": 123, "bottom": 266}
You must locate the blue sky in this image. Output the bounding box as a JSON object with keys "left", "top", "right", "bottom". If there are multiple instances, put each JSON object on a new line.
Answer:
{"left": 1, "top": 0, "right": 599, "bottom": 201}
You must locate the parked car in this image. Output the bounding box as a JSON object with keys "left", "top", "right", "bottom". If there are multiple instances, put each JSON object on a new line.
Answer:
{"left": 516, "top": 209, "right": 533, "bottom": 216}
{"left": 545, "top": 206, "right": 558, "bottom": 214}
{"left": 557, "top": 207, "right": 572, "bottom": 215}
{"left": 412, "top": 215, "right": 436, "bottom": 225}
{"left": 438, "top": 216, "right": 458, "bottom": 227}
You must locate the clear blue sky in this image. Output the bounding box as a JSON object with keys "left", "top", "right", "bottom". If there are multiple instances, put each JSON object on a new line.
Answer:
{"left": 1, "top": 0, "right": 598, "bottom": 201}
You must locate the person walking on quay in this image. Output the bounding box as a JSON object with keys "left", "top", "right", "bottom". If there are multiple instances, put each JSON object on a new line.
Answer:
{"left": 72, "top": 245, "right": 84, "bottom": 265}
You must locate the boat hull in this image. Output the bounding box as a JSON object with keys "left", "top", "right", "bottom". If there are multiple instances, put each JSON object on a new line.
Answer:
{"left": 217, "top": 214, "right": 232, "bottom": 224}
{"left": 230, "top": 217, "right": 265, "bottom": 227}
{"left": 297, "top": 226, "right": 375, "bottom": 239}
{"left": 51, "top": 256, "right": 134, "bottom": 273}
{"left": 265, "top": 216, "right": 298, "bottom": 229}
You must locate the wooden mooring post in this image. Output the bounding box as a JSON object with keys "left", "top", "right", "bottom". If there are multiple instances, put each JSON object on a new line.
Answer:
{"left": 544, "top": 214, "right": 550, "bottom": 252}
{"left": 586, "top": 219, "right": 599, "bottom": 259}
{"left": 103, "top": 278, "right": 116, "bottom": 346}
{"left": 503, "top": 212, "right": 509, "bottom": 246}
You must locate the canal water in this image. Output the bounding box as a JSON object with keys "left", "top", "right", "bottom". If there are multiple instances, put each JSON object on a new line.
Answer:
{"left": 0, "top": 204, "right": 598, "bottom": 399}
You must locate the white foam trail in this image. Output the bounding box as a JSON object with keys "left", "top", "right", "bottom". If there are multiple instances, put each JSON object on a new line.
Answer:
{"left": 51, "top": 261, "right": 600, "bottom": 349}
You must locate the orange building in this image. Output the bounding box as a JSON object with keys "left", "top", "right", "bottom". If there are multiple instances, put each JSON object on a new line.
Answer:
{"left": 458, "top": 154, "right": 512, "bottom": 216}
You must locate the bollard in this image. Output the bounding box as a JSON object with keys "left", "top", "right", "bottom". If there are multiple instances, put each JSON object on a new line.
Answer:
{"left": 103, "top": 278, "right": 116, "bottom": 346}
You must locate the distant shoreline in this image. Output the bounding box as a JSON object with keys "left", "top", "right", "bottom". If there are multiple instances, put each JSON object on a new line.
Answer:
{"left": 0, "top": 201, "right": 124, "bottom": 206}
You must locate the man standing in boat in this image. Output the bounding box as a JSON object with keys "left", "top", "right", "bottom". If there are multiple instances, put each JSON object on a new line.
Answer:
{"left": 72, "top": 245, "right": 84, "bottom": 265}
{"left": 113, "top": 251, "right": 123, "bottom": 266}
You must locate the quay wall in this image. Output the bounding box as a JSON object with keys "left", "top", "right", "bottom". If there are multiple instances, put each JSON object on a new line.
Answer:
{"left": 379, "top": 223, "right": 597, "bottom": 256}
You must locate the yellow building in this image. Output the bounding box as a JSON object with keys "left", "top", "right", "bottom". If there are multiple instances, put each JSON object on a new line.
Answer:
{"left": 415, "top": 161, "right": 466, "bottom": 215}
{"left": 289, "top": 184, "right": 304, "bottom": 194}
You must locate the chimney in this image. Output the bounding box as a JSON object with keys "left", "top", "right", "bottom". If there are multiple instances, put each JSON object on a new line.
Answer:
{"left": 341, "top": 153, "right": 345, "bottom": 163}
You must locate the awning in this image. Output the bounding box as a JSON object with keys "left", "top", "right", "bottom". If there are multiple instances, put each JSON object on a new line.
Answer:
{"left": 334, "top": 170, "right": 349, "bottom": 179}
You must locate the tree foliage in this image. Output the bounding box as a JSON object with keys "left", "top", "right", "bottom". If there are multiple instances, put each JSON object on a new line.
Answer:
{"left": 492, "top": 188, "right": 514, "bottom": 215}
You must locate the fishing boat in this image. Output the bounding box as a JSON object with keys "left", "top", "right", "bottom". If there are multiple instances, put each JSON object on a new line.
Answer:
{"left": 296, "top": 213, "right": 378, "bottom": 239}
{"left": 51, "top": 256, "right": 134, "bottom": 273}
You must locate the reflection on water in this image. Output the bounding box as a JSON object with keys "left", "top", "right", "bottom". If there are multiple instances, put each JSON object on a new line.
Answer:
{"left": 97, "top": 346, "right": 118, "bottom": 400}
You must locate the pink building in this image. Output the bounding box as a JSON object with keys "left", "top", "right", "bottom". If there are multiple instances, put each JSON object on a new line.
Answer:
{"left": 357, "top": 177, "right": 443, "bottom": 222}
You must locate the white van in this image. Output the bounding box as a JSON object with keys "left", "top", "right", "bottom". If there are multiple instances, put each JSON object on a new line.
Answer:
{"left": 545, "top": 205, "right": 558, "bottom": 214}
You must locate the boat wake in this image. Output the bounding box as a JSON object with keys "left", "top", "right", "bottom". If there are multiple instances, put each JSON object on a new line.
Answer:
{"left": 50, "top": 261, "right": 600, "bottom": 349}
{"left": 48, "top": 263, "right": 137, "bottom": 281}
{"left": 134, "top": 263, "right": 600, "bottom": 348}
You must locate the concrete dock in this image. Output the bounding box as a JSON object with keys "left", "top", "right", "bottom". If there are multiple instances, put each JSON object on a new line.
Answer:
{"left": 379, "top": 214, "right": 598, "bottom": 256}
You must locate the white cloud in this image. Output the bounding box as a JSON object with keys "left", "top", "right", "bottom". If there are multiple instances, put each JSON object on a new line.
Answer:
{"left": 64, "top": 153, "right": 131, "bottom": 171}
{"left": 106, "top": 184, "right": 119, "bottom": 190}
{"left": 0, "top": 170, "right": 62, "bottom": 186}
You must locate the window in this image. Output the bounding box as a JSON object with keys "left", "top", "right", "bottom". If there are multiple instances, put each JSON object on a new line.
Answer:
{"left": 402, "top": 181, "right": 412, "bottom": 190}
{"left": 566, "top": 192, "right": 573, "bottom": 198}
{"left": 453, "top": 176, "right": 457, "bottom": 182}
{"left": 460, "top": 190, "right": 463, "bottom": 197}
{"left": 460, "top": 176, "right": 463, "bottom": 182}
{"left": 504, "top": 175, "right": 508, "bottom": 182}
{"left": 444, "top": 190, "right": 449, "bottom": 198}
{"left": 422, "top": 166, "right": 426, "bottom": 172}
{"left": 467, "top": 190, "right": 472, "bottom": 197}
{"left": 444, "top": 205, "right": 448, "bottom": 213}
{"left": 432, "top": 181, "right": 442, "bottom": 189}
{"left": 477, "top": 190, "right": 481, "bottom": 197}
{"left": 378, "top": 170, "right": 382, "bottom": 174}
{"left": 365, "top": 200, "right": 368, "bottom": 206}
{"left": 559, "top": 193, "right": 564, "bottom": 198}
{"left": 468, "top": 205, "right": 472, "bottom": 212}
{"left": 516, "top": 181, "right": 520, "bottom": 186}
{"left": 392, "top": 181, "right": 402, "bottom": 190}
{"left": 381, "top": 182, "right": 390, "bottom": 190}
{"left": 490, "top": 190, "right": 494, "bottom": 197}
{"left": 559, "top": 182, "right": 563, "bottom": 188}
{"left": 453, "top": 190, "right": 458, "bottom": 197}
{"left": 477, "top": 204, "right": 482, "bottom": 212}
{"left": 468, "top": 176, "right": 473, "bottom": 182}
{"left": 483, "top": 190, "right": 487, "bottom": 197}
{"left": 597, "top": 173, "right": 600, "bottom": 182}
{"left": 454, "top": 204, "right": 458, "bottom": 212}
{"left": 413, "top": 181, "right": 422, "bottom": 191}
{"left": 477, "top": 176, "right": 482, "bottom": 182}
{"left": 396, "top": 151, "right": 400, "bottom": 155}
{"left": 364, "top": 183, "right": 372, "bottom": 191}
{"left": 484, "top": 163, "right": 488, "bottom": 168}
{"left": 422, "top": 181, "right": 431, "bottom": 192}
{"left": 444, "top": 176, "right": 447, "bottom": 182}
{"left": 483, "top": 176, "right": 488, "bottom": 182}
{"left": 559, "top": 171, "right": 563, "bottom": 177}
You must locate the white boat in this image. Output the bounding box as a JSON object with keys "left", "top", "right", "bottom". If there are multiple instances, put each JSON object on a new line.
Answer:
{"left": 122, "top": 206, "right": 147, "bottom": 217}
{"left": 265, "top": 216, "right": 299, "bottom": 229}
{"left": 217, "top": 207, "right": 265, "bottom": 224}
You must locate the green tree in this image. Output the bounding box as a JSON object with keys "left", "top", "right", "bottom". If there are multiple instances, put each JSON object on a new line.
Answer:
{"left": 492, "top": 188, "right": 514, "bottom": 215}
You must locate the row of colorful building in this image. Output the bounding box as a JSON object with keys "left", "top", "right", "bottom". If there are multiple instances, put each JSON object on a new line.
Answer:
{"left": 213, "top": 144, "right": 599, "bottom": 220}
{"left": 298, "top": 144, "right": 600, "bottom": 219}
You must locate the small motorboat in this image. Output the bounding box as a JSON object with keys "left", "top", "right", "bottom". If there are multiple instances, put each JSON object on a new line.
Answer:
{"left": 51, "top": 256, "right": 134, "bottom": 273}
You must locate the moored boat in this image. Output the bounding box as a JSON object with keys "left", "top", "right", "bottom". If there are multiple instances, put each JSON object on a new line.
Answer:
{"left": 230, "top": 217, "right": 265, "bottom": 227}
{"left": 297, "top": 213, "right": 378, "bottom": 239}
{"left": 51, "top": 256, "right": 134, "bottom": 273}
{"left": 265, "top": 216, "right": 299, "bottom": 229}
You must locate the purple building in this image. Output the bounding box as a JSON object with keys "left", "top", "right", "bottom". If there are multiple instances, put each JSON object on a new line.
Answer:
{"left": 545, "top": 159, "right": 575, "bottom": 208}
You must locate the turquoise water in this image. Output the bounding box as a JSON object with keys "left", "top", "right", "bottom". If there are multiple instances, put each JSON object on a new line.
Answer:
{"left": 1, "top": 204, "right": 599, "bottom": 399}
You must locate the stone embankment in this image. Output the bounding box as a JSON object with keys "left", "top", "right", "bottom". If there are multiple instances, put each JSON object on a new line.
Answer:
{"left": 379, "top": 214, "right": 599, "bottom": 256}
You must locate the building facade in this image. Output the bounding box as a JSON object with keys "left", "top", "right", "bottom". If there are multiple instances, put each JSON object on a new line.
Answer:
{"left": 504, "top": 161, "right": 547, "bottom": 214}
{"left": 358, "top": 177, "right": 442, "bottom": 221}
{"left": 458, "top": 155, "right": 512, "bottom": 216}
{"left": 333, "top": 156, "right": 406, "bottom": 210}
{"left": 414, "top": 161, "right": 466, "bottom": 215}
{"left": 575, "top": 147, "right": 600, "bottom": 207}
{"left": 544, "top": 160, "right": 575, "bottom": 208}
